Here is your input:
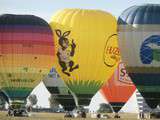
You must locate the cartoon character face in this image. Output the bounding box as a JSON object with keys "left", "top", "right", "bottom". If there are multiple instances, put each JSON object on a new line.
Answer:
{"left": 55, "top": 29, "right": 71, "bottom": 49}
{"left": 140, "top": 35, "right": 160, "bottom": 64}
{"left": 62, "top": 38, "right": 69, "bottom": 49}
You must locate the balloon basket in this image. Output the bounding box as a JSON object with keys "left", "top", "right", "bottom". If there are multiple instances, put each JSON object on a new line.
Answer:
{"left": 7, "top": 100, "right": 29, "bottom": 117}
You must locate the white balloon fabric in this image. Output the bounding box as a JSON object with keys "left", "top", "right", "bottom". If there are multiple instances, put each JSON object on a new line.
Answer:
{"left": 118, "top": 4, "right": 160, "bottom": 109}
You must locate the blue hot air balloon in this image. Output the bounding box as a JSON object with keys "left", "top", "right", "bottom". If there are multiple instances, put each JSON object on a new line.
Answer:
{"left": 118, "top": 4, "right": 160, "bottom": 109}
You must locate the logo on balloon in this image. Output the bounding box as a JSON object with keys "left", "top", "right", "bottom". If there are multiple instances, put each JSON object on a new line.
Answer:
{"left": 55, "top": 29, "right": 79, "bottom": 76}
{"left": 140, "top": 35, "right": 160, "bottom": 64}
{"left": 118, "top": 62, "right": 133, "bottom": 85}
{"left": 104, "top": 34, "right": 120, "bottom": 67}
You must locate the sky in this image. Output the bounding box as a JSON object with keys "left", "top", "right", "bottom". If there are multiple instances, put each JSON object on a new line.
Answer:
{"left": 1, "top": 0, "right": 160, "bottom": 112}
{"left": 1, "top": 0, "right": 160, "bottom": 22}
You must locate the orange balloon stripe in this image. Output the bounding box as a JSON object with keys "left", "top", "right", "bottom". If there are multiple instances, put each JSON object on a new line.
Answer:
{"left": 0, "top": 44, "right": 55, "bottom": 55}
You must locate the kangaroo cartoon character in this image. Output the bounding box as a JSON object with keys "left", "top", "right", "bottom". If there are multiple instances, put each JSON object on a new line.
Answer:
{"left": 55, "top": 29, "right": 79, "bottom": 76}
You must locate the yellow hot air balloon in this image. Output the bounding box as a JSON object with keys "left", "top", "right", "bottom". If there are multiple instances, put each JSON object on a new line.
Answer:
{"left": 50, "top": 9, "right": 120, "bottom": 106}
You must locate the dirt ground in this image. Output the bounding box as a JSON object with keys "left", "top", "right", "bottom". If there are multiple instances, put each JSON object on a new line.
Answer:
{"left": 0, "top": 111, "right": 155, "bottom": 120}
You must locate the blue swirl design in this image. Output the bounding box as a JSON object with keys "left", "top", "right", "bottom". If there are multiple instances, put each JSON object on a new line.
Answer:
{"left": 140, "top": 35, "right": 160, "bottom": 64}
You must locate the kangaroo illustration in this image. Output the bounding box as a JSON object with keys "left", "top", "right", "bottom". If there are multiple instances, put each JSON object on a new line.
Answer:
{"left": 55, "top": 29, "right": 79, "bottom": 76}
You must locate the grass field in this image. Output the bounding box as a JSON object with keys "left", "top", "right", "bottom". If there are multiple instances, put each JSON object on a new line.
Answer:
{"left": 0, "top": 111, "right": 157, "bottom": 120}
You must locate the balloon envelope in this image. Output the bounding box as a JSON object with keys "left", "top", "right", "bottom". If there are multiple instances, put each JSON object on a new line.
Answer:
{"left": 0, "top": 14, "right": 55, "bottom": 107}
{"left": 100, "top": 62, "right": 136, "bottom": 112}
{"left": 118, "top": 4, "right": 160, "bottom": 108}
{"left": 50, "top": 9, "right": 120, "bottom": 106}
{"left": 43, "top": 68, "right": 76, "bottom": 111}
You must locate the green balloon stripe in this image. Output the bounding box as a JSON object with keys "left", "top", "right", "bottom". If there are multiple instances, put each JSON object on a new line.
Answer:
{"left": 126, "top": 67, "right": 160, "bottom": 73}
{"left": 66, "top": 80, "right": 103, "bottom": 94}
{"left": 137, "top": 86, "right": 160, "bottom": 92}
{"left": 2, "top": 87, "right": 32, "bottom": 100}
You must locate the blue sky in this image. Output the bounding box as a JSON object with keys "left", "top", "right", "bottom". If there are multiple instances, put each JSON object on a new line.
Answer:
{"left": 1, "top": 0, "right": 160, "bottom": 22}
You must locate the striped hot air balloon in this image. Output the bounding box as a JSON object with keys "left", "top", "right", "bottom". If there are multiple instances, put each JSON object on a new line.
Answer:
{"left": 118, "top": 4, "right": 160, "bottom": 109}
{"left": 0, "top": 14, "right": 55, "bottom": 109}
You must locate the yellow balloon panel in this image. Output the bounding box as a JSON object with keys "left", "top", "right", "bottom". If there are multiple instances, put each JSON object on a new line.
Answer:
{"left": 50, "top": 9, "right": 120, "bottom": 95}
{"left": 0, "top": 54, "right": 54, "bottom": 69}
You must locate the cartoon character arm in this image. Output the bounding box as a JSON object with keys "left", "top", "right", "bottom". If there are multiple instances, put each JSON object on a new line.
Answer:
{"left": 57, "top": 50, "right": 61, "bottom": 60}
{"left": 70, "top": 39, "right": 76, "bottom": 56}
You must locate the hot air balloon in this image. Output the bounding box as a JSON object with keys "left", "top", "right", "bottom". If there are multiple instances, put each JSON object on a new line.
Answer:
{"left": 118, "top": 4, "right": 160, "bottom": 109}
{"left": 100, "top": 62, "right": 136, "bottom": 115}
{"left": 43, "top": 68, "right": 76, "bottom": 111}
{"left": 50, "top": 9, "right": 120, "bottom": 107}
{"left": 0, "top": 14, "right": 55, "bottom": 113}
